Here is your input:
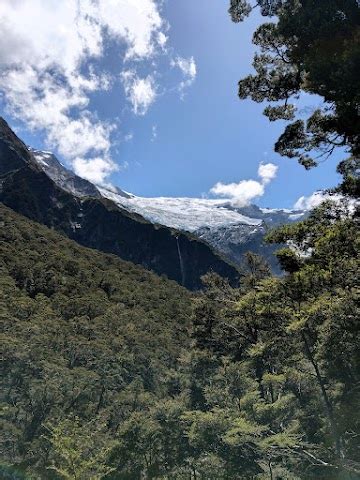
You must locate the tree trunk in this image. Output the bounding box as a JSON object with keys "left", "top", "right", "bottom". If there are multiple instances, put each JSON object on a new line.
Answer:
{"left": 301, "top": 331, "right": 343, "bottom": 459}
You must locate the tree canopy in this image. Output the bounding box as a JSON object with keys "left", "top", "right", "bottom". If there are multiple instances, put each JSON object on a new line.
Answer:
{"left": 229, "top": 0, "right": 360, "bottom": 195}
{"left": 1, "top": 201, "right": 359, "bottom": 479}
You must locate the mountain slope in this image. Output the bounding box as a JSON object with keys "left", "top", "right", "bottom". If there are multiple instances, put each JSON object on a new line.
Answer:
{"left": 97, "top": 188, "right": 306, "bottom": 273}
{"left": 0, "top": 202, "right": 193, "bottom": 475}
{"left": 0, "top": 118, "right": 239, "bottom": 289}
{"left": 29, "top": 144, "right": 305, "bottom": 274}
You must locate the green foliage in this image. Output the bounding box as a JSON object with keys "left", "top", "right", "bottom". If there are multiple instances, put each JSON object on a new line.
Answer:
{"left": 274, "top": 247, "right": 302, "bottom": 273}
{"left": 1, "top": 199, "right": 359, "bottom": 478}
{"left": 229, "top": 0, "right": 360, "bottom": 193}
{"left": 45, "top": 418, "right": 114, "bottom": 479}
{"left": 192, "top": 200, "right": 360, "bottom": 478}
{"left": 0, "top": 204, "right": 192, "bottom": 479}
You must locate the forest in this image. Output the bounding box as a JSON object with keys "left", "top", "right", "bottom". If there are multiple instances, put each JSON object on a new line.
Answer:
{"left": 1, "top": 0, "right": 359, "bottom": 479}
{"left": 1, "top": 191, "right": 359, "bottom": 479}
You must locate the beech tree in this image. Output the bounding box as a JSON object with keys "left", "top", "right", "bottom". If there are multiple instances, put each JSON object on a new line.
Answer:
{"left": 229, "top": 0, "right": 360, "bottom": 195}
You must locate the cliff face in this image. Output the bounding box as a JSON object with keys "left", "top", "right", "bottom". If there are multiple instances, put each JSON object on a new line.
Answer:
{"left": 22, "top": 125, "right": 306, "bottom": 275}
{"left": 0, "top": 118, "right": 239, "bottom": 290}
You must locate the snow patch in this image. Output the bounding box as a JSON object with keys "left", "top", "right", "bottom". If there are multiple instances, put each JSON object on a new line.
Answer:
{"left": 98, "top": 188, "right": 262, "bottom": 233}
{"left": 289, "top": 213, "right": 305, "bottom": 221}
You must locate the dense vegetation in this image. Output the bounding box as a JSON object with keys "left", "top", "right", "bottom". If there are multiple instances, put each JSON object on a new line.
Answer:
{"left": 1, "top": 197, "right": 359, "bottom": 479}
{"left": 0, "top": 204, "right": 193, "bottom": 479}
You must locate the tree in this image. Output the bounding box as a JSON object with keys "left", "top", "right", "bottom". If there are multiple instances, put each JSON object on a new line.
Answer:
{"left": 229, "top": 0, "right": 360, "bottom": 194}
{"left": 45, "top": 418, "right": 114, "bottom": 480}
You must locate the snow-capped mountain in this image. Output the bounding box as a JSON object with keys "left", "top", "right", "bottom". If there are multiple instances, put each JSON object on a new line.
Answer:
{"left": 97, "top": 186, "right": 306, "bottom": 272}
{"left": 98, "top": 186, "right": 304, "bottom": 232}
{"left": 29, "top": 148, "right": 130, "bottom": 199}
{"left": 97, "top": 188, "right": 263, "bottom": 232}
{"left": 0, "top": 118, "right": 240, "bottom": 290}
{"left": 31, "top": 149, "right": 306, "bottom": 272}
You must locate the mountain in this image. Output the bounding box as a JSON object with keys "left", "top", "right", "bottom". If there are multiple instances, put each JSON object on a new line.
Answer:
{"left": 0, "top": 117, "right": 239, "bottom": 290}
{"left": 96, "top": 188, "right": 306, "bottom": 274}
{"left": 29, "top": 142, "right": 306, "bottom": 274}
{"left": 28, "top": 147, "right": 131, "bottom": 200}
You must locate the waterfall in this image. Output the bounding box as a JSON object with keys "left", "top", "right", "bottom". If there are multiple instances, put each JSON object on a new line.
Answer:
{"left": 176, "top": 236, "right": 186, "bottom": 286}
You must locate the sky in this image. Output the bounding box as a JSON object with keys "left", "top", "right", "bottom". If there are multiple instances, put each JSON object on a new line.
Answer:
{"left": 0, "top": 0, "right": 343, "bottom": 209}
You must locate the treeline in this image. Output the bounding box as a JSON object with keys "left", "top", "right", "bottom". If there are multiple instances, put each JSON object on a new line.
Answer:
{"left": 0, "top": 199, "right": 359, "bottom": 479}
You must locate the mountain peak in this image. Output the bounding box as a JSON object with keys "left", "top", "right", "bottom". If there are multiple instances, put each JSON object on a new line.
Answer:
{"left": 0, "top": 122, "right": 240, "bottom": 289}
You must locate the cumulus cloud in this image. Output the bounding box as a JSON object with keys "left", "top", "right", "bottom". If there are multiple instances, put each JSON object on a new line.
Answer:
{"left": 0, "top": 0, "right": 168, "bottom": 184}
{"left": 211, "top": 180, "right": 265, "bottom": 207}
{"left": 171, "top": 56, "right": 197, "bottom": 94}
{"left": 73, "top": 156, "right": 118, "bottom": 184}
{"left": 210, "top": 162, "right": 278, "bottom": 207}
{"left": 258, "top": 162, "right": 278, "bottom": 184}
{"left": 121, "top": 70, "right": 157, "bottom": 115}
{"left": 294, "top": 191, "right": 343, "bottom": 210}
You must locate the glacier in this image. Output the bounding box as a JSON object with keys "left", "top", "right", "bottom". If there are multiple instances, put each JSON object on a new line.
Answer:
{"left": 30, "top": 149, "right": 306, "bottom": 272}
{"left": 97, "top": 187, "right": 263, "bottom": 232}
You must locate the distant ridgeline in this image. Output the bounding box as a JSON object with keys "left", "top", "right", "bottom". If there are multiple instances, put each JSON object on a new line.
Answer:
{"left": 28, "top": 144, "right": 306, "bottom": 276}
{"left": 0, "top": 117, "right": 239, "bottom": 290}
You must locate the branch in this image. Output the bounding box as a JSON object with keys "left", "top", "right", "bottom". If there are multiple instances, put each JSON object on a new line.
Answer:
{"left": 220, "top": 321, "right": 248, "bottom": 340}
{"left": 294, "top": 446, "right": 334, "bottom": 467}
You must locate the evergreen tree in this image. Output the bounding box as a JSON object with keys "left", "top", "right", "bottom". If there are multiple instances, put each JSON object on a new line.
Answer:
{"left": 229, "top": 0, "right": 360, "bottom": 194}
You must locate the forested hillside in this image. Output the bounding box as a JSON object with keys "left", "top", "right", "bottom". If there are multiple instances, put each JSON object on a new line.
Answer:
{"left": 0, "top": 1, "right": 359, "bottom": 479}
{"left": 1, "top": 198, "right": 359, "bottom": 479}
{"left": 0, "top": 204, "right": 193, "bottom": 479}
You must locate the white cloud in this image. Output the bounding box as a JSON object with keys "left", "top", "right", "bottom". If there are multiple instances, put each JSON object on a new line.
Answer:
{"left": 294, "top": 191, "right": 358, "bottom": 217}
{"left": 0, "top": 65, "right": 114, "bottom": 160}
{"left": 258, "top": 162, "right": 278, "bottom": 185}
{"left": 171, "top": 56, "right": 197, "bottom": 94}
{"left": 0, "top": 0, "right": 165, "bottom": 68}
{"left": 173, "top": 56, "right": 197, "bottom": 79}
{"left": 121, "top": 70, "right": 157, "bottom": 115}
{"left": 0, "top": 0, "right": 168, "bottom": 183}
{"left": 73, "top": 156, "right": 118, "bottom": 184}
{"left": 210, "top": 162, "right": 278, "bottom": 207}
{"left": 211, "top": 180, "right": 265, "bottom": 207}
{"left": 294, "top": 191, "right": 342, "bottom": 210}
{"left": 98, "top": 0, "right": 163, "bottom": 60}
{"left": 157, "top": 32, "right": 168, "bottom": 49}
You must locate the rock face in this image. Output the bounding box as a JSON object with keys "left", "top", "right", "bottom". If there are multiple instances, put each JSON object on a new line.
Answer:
{"left": 0, "top": 118, "right": 239, "bottom": 290}
{"left": 28, "top": 148, "right": 131, "bottom": 200}
{"left": 195, "top": 206, "right": 306, "bottom": 274}
{"left": 196, "top": 223, "right": 281, "bottom": 273}
{"left": 28, "top": 148, "right": 103, "bottom": 199}
{"left": 28, "top": 149, "right": 306, "bottom": 274}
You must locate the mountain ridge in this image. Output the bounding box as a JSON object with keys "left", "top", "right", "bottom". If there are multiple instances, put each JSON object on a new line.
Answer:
{"left": 29, "top": 142, "right": 306, "bottom": 274}
{"left": 0, "top": 117, "right": 240, "bottom": 290}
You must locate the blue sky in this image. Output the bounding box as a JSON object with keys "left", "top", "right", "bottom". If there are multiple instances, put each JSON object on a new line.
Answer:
{"left": 0, "top": 0, "right": 342, "bottom": 209}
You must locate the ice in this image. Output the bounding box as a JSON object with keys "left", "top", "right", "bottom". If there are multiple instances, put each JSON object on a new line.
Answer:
{"left": 98, "top": 188, "right": 262, "bottom": 233}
